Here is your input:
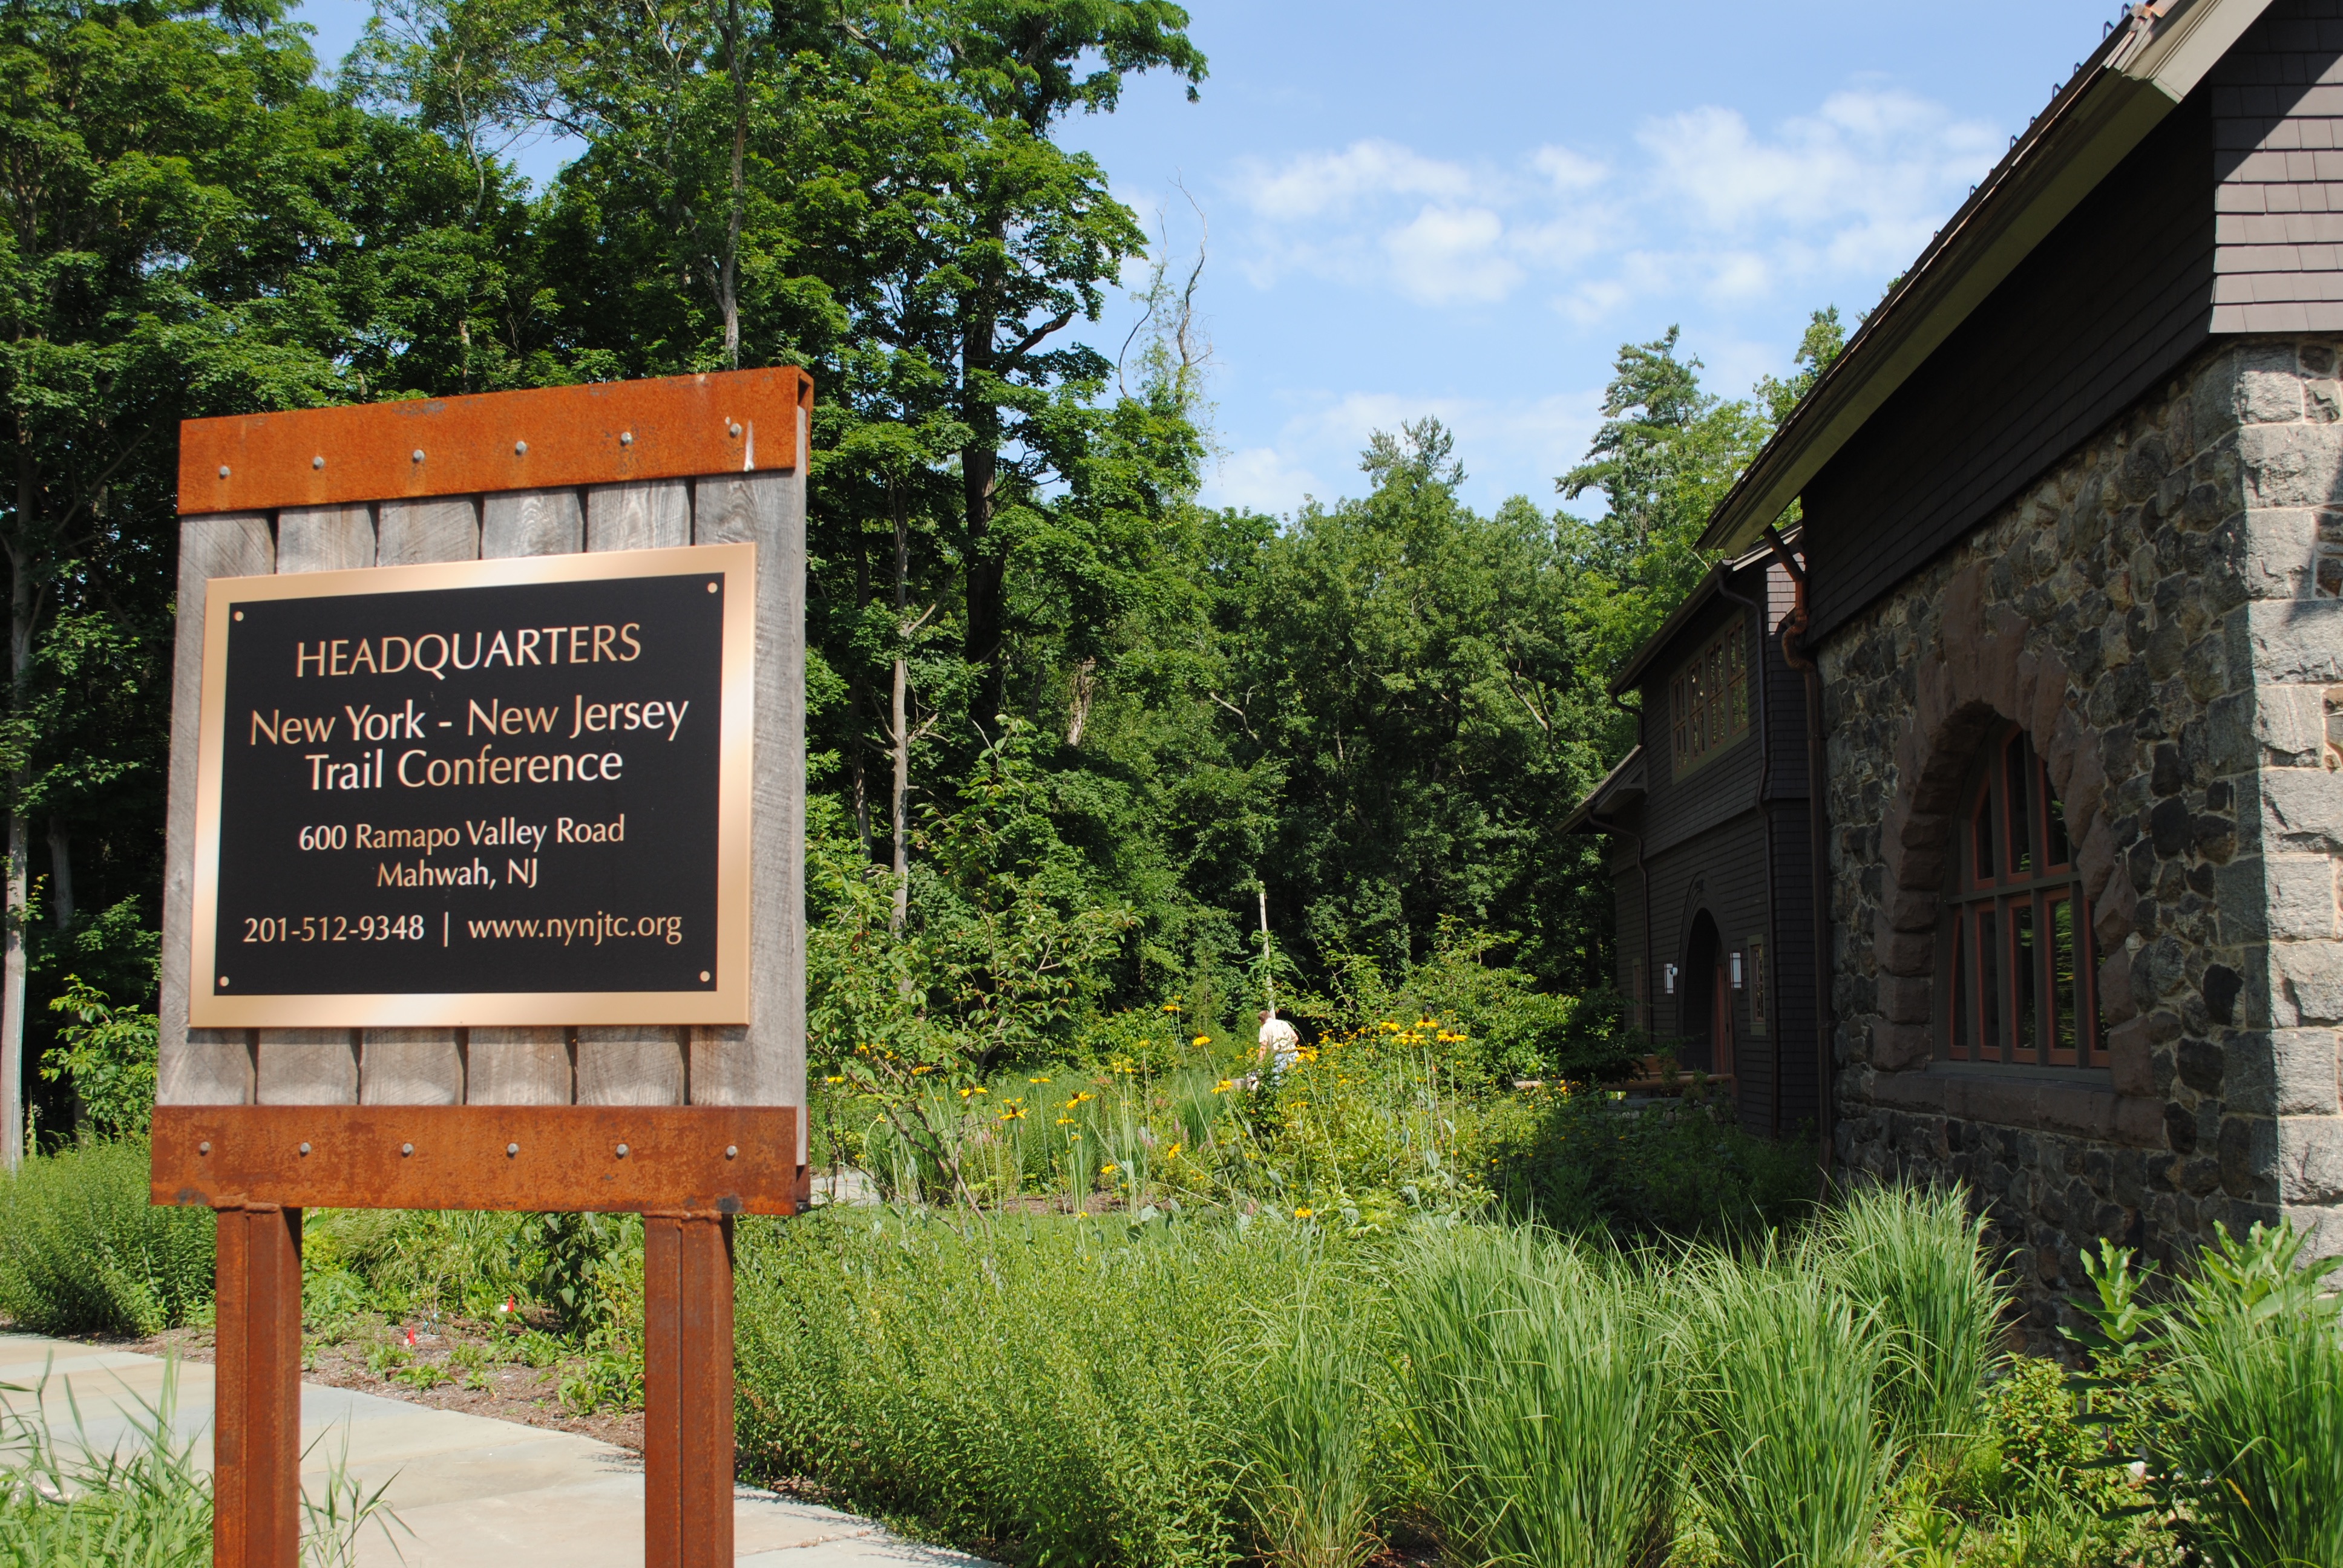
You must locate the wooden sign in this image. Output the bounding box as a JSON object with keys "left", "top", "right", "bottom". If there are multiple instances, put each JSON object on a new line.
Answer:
{"left": 191, "top": 546, "right": 754, "bottom": 1028}
{"left": 150, "top": 370, "right": 812, "bottom": 1568}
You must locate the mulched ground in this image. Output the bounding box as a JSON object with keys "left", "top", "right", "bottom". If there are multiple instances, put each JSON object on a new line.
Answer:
{"left": 128, "top": 1318, "right": 646, "bottom": 1452}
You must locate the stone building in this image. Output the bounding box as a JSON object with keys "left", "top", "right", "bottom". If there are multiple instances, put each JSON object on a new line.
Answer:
{"left": 1575, "top": 0, "right": 2343, "bottom": 1328}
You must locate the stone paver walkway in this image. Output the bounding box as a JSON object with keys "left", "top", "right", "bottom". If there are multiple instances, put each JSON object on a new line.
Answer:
{"left": 0, "top": 1333, "right": 985, "bottom": 1566}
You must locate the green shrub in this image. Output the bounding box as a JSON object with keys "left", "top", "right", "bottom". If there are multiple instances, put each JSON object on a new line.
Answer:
{"left": 1680, "top": 1249, "right": 1888, "bottom": 1568}
{"left": 734, "top": 1209, "right": 1352, "bottom": 1567}
{"left": 0, "top": 1139, "right": 212, "bottom": 1336}
{"left": 39, "top": 978, "right": 159, "bottom": 1138}
{"left": 1480, "top": 1088, "right": 1818, "bottom": 1239}
{"left": 1810, "top": 1183, "right": 2005, "bottom": 1468}
{"left": 1398, "top": 1224, "right": 1674, "bottom": 1568}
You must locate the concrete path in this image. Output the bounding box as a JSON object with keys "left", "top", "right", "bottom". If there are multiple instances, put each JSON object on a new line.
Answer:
{"left": 0, "top": 1333, "right": 986, "bottom": 1566}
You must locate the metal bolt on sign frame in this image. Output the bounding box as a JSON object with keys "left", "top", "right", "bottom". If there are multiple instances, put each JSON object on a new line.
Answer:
{"left": 151, "top": 370, "right": 812, "bottom": 1568}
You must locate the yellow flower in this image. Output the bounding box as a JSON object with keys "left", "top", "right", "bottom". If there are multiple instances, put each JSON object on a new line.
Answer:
{"left": 1029, "top": 1076, "right": 1050, "bottom": 1084}
{"left": 824, "top": 1074, "right": 844, "bottom": 1085}
{"left": 1165, "top": 1144, "right": 1182, "bottom": 1160}
{"left": 1294, "top": 1207, "right": 1314, "bottom": 1218}
{"left": 1101, "top": 1163, "right": 1119, "bottom": 1175}
{"left": 1213, "top": 1080, "right": 1234, "bottom": 1094}
{"left": 1161, "top": 1001, "right": 1182, "bottom": 1013}
{"left": 1056, "top": 1116, "right": 1075, "bottom": 1125}
{"left": 1192, "top": 1034, "right": 1211, "bottom": 1047}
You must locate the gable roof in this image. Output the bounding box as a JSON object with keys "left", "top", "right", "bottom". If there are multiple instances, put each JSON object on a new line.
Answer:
{"left": 1698, "top": 0, "right": 2275, "bottom": 557}
{"left": 1607, "top": 539, "right": 1780, "bottom": 698}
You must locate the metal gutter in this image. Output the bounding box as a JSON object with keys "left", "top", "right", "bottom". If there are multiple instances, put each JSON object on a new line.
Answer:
{"left": 1697, "top": 0, "right": 2275, "bottom": 558}
{"left": 1608, "top": 540, "right": 1783, "bottom": 698}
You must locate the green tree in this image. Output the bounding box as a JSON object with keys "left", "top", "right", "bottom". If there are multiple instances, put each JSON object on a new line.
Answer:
{"left": 0, "top": 0, "right": 359, "bottom": 1161}
{"left": 1204, "top": 420, "right": 1615, "bottom": 990}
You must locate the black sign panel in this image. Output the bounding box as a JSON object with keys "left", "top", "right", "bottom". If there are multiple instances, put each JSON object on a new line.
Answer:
{"left": 190, "top": 546, "right": 753, "bottom": 1027}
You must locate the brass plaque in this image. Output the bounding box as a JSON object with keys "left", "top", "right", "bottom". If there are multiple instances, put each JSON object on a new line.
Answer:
{"left": 189, "top": 545, "right": 754, "bottom": 1027}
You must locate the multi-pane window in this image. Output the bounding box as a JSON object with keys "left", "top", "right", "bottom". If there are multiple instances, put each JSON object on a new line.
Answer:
{"left": 1746, "top": 936, "right": 1768, "bottom": 1037}
{"left": 1939, "top": 724, "right": 2104, "bottom": 1068}
{"left": 1669, "top": 618, "right": 1750, "bottom": 778}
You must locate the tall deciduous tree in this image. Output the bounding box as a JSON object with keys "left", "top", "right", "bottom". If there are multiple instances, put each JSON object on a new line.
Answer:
{"left": 0, "top": 0, "right": 355, "bottom": 1160}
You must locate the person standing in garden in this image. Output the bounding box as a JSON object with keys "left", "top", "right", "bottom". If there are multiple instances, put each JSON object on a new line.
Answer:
{"left": 1256, "top": 1009, "right": 1300, "bottom": 1079}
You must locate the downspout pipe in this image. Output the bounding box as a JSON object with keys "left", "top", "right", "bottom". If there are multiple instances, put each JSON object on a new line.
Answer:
{"left": 1714, "top": 569, "right": 1780, "bottom": 1138}
{"left": 1763, "top": 524, "right": 1834, "bottom": 1174}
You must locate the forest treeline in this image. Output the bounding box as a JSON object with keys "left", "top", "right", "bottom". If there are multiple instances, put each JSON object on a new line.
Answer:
{"left": 1, "top": 0, "right": 1844, "bottom": 1122}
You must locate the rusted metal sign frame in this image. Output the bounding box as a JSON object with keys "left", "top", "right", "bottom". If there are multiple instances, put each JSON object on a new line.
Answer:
{"left": 186, "top": 544, "right": 756, "bottom": 1029}
{"left": 179, "top": 368, "right": 811, "bottom": 515}
{"left": 151, "top": 1105, "right": 805, "bottom": 1214}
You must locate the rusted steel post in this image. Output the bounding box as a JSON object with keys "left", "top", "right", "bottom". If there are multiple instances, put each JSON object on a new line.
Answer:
{"left": 644, "top": 1210, "right": 735, "bottom": 1568}
{"left": 213, "top": 1202, "right": 303, "bottom": 1568}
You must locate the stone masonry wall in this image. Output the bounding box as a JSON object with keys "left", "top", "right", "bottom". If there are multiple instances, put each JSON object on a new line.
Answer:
{"left": 1820, "top": 338, "right": 2343, "bottom": 1336}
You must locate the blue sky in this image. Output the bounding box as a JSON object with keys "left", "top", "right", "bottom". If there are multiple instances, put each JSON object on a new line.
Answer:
{"left": 294, "top": 0, "right": 2125, "bottom": 517}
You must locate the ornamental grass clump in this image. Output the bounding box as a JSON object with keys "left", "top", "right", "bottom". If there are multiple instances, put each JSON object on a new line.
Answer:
{"left": 2162, "top": 1223, "right": 2343, "bottom": 1568}
{"left": 1809, "top": 1181, "right": 2005, "bottom": 1469}
{"left": 1234, "top": 1306, "right": 1381, "bottom": 1568}
{"left": 1398, "top": 1224, "right": 1674, "bottom": 1568}
{"left": 1680, "top": 1247, "right": 1889, "bottom": 1568}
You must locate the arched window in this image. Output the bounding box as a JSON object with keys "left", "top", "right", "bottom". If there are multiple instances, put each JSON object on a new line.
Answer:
{"left": 1938, "top": 722, "right": 2105, "bottom": 1068}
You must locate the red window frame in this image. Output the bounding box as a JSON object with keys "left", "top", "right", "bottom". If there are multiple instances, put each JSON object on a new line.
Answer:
{"left": 1940, "top": 725, "right": 2104, "bottom": 1069}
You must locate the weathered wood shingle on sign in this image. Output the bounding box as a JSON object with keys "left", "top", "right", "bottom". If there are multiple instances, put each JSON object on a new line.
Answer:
{"left": 157, "top": 372, "right": 809, "bottom": 1141}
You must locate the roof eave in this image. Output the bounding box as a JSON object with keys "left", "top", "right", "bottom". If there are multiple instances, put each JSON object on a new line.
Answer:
{"left": 1562, "top": 745, "right": 1647, "bottom": 835}
{"left": 1607, "top": 538, "right": 1783, "bottom": 698}
{"left": 1697, "top": 0, "right": 2273, "bottom": 558}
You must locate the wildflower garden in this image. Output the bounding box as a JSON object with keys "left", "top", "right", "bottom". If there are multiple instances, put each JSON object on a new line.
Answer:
{"left": 8, "top": 944, "right": 2342, "bottom": 1568}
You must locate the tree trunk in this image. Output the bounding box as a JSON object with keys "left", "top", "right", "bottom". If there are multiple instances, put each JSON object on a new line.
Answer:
{"left": 1065, "top": 658, "right": 1095, "bottom": 746}
{"left": 847, "top": 514, "right": 871, "bottom": 855}
{"left": 890, "top": 493, "right": 912, "bottom": 935}
{"left": 960, "top": 304, "right": 1006, "bottom": 720}
{"left": 46, "top": 818, "right": 70, "bottom": 929}
{"left": 718, "top": 0, "right": 747, "bottom": 369}
{"left": 2, "top": 525, "right": 32, "bottom": 1171}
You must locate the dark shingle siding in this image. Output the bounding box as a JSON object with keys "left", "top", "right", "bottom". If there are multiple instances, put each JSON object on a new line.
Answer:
{"left": 2212, "top": 0, "right": 2343, "bottom": 328}
{"left": 1803, "top": 89, "right": 2214, "bottom": 637}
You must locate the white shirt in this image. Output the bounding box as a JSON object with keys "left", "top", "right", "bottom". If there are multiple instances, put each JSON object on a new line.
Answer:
{"left": 1257, "top": 1015, "right": 1300, "bottom": 1071}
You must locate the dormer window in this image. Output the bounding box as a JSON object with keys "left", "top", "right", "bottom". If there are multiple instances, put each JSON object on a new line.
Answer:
{"left": 1669, "top": 616, "right": 1750, "bottom": 778}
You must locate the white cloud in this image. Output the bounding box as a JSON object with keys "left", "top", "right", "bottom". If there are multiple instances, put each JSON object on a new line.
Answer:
{"left": 1207, "top": 445, "right": 1323, "bottom": 514}
{"left": 1532, "top": 145, "right": 1608, "bottom": 192}
{"left": 1205, "top": 388, "right": 1606, "bottom": 518}
{"left": 1225, "top": 83, "right": 2001, "bottom": 319}
{"left": 1383, "top": 206, "right": 1522, "bottom": 306}
{"left": 1234, "top": 137, "right": 1477, "bottom": 220}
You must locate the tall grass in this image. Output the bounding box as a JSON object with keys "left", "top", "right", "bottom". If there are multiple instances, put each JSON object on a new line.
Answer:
{"left": 1809, "top": 1182, "right": 2005, "bottom": 1468}
{"left": 2163, "top": 1224, "right": 2343, "bottom": 1568}
{"left": 733, "top": 1209, "right": 1356, "bottom": 1568}
{"left": 0, "top": 1365, "right": 208, "bottom": 1566}
{"left": 0, "top": 1360, "right": 402, "bottom": 1568}
{"left": 1398, "top": 1225, "right": 1674, "bottom": 1568}
{"left": 0, "top": 1139, "right": 212, "bottom": 1336}
{"left": 1234, "top": 1305, "right": 1380, "bottom": 1568}
{"left": 1680, "top": 1248, "right": 1889, "bottom": 1568}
